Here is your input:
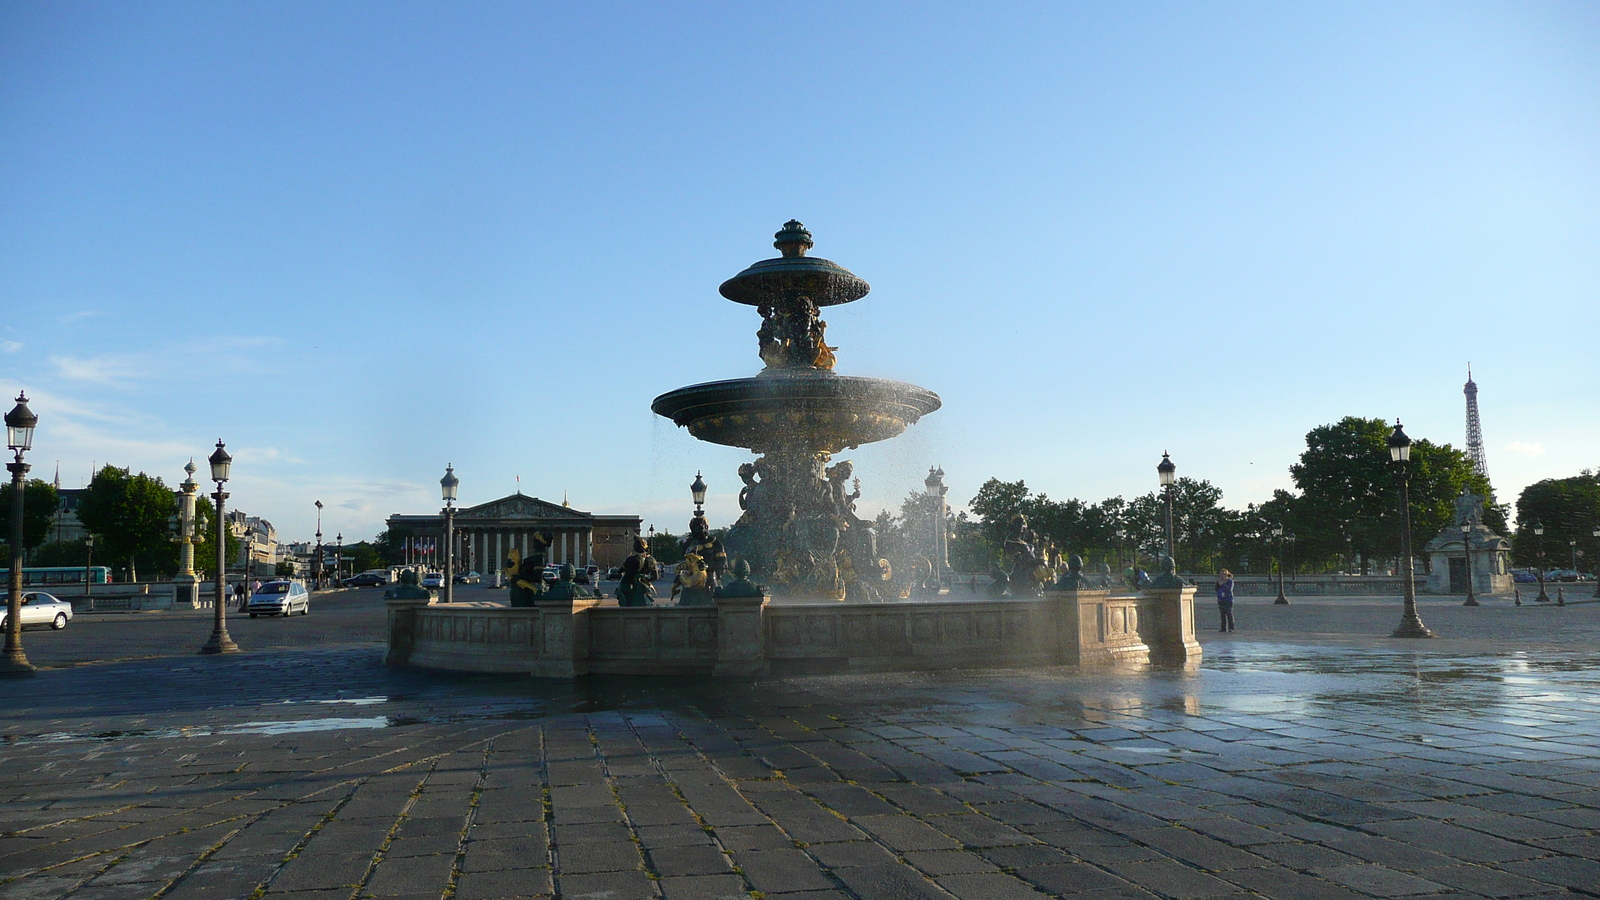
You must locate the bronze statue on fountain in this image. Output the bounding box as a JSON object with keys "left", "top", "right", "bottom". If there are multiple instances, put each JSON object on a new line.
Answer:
{"left": 652, "top": 221, "right": 941, "bottom": 600}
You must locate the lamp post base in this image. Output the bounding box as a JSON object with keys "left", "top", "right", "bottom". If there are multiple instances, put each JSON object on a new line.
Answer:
{"left": 1463, "top": 595, "right": 1479, "bottom": 607}
{"left": 1391, "top": 614, "right": 1436, "bottom": 639}
{"left": 1273, "top": 593, "right": 1290, "bottom": 605}
{"left": 0, "top": 649, "right": 36, "bottom": 676}
{"left": 199, "top": 631, "right": 239, "bottom": 654}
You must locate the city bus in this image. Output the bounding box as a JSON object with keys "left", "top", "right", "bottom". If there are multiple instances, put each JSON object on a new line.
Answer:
{"left": 19, "top": 566, "right": 111, "bottom": 587}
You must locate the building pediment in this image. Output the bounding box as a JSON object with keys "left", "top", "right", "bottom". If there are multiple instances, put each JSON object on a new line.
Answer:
{"left": 459, "top": 493, "right": 589, "bottom": 521}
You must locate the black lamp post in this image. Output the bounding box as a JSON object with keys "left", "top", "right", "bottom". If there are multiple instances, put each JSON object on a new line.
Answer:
{"left": 1271, "top": 526, "right": 1288, "bottom": 604}
{"left": 3, "top": 393, "right": 39, "bottom": 676}
{"left": 1461, "top": 521, "right": 1478, "bottom": 606}
{"left": 690, "top": 472, "right": 707, "bottom": 518}
{"left": 335, "top": 533, "right": 343, "bottom": 585}
{"left": 1593, "top": 525, "right": 1600, "bottom": 598}
{"left": 1114, "top": 528, "right": 1126, "bottom": 581}
{"left": 1570, "top": 539, "right": 1579, "bottom": 573}
{"left": 441, "top": 464, "right": 459, "bottom": 604}
{"left": 1286, "top": 532, "right": 1297, "bottom": 593}
{"left": 1533, "top": 523, "right": 1549, "bottom": 602}
{"left": 1387, "top": 421, "right": 1434, "bottom": 638}
{"left": 1157, "top": 452, "right": 1176, "bottom": 567}
{"left": 84, "top": 534, "right": 95, "bottom": 601}
{"left": 313, "top": 500, "right": 323, "bottom": 590}
{"left": 200, "top": 440, "right": 239, "bottom": 654}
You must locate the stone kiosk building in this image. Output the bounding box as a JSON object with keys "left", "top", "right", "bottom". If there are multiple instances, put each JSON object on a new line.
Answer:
{"left": 387, "top": 493, "right": 641, "bottom": 575}
{"left": 1424, "top": 491, "right": 1511, "bottom": 595}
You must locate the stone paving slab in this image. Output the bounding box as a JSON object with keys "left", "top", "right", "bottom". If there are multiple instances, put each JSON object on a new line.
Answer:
{"left": 3, "top": 599, "right": 1600, "bottom": 899}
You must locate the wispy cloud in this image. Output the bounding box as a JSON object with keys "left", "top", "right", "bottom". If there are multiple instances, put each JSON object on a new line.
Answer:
{"left": 1504, "top": 441, "right": 1545, "bottom": 458}
{"left": 60, "top": 311, "right": 103, "bottom": 324}
{"left": 0, "top": 341, "right": 20, "bottom": 353}
{"left": 50, "top": 354, "right": 144, "bottom": 387}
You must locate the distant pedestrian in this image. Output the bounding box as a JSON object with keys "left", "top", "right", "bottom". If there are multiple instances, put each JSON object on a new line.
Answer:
{"left": 1215, "top": 569, "right": 1236, "bottom": 632}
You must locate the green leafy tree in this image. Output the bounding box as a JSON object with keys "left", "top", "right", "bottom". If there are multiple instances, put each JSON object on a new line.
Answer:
{"left": 1289, "top": 417, "right": 1493, "bottom": 573}
{"left": 31, "top": 539, "right": 89, "bottom": 568}
{"left": 1513, "top": 472, "right": 1600, "bottom": 569}
{"left": 649, "top": 530, "right": 683, "bottom": 565}
{"left": 0, "top": 477, "right": 59, "bottom": 565}
{"left": 75, "top": 465, "right": 176, "bottom": 581}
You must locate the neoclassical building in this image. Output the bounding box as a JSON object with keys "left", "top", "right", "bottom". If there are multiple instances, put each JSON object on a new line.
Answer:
{"left": 387, "top": 493, "right": 641, "bottom": 575}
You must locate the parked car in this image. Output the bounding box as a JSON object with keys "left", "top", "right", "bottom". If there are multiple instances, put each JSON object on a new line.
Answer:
{"left": 421, "top": 572, "right": 445, "bottom": 589}
{"left": 541, "top": 566, "right": 560, "bottom": 584}
{"left": 342, "top": 572, "right": 386, "bottom": 588}
{"left": 0, "top": 591, "right": 73, "bottom": 631}
{"left": 247, "top": 581, "right": 310, "bottom": 617}
{"left": 1512, "top": 571, "right": 1537, "bottom": 583}
{"left": 606, "top": 567, "right": 621, "bottom": 581}
{"left": 453, "top": 571, "right": 481, "bottom": 584}
{"left": 1546, "top": 570, "right": 1581, "bottom": 583}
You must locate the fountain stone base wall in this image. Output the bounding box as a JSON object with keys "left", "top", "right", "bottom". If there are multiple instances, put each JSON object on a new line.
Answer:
{"left": 387, "top": 586, "right": 1200, "bottom": 678}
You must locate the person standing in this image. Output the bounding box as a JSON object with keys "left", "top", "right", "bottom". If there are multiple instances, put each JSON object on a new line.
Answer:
{"left": 1215, "top": 569, "right": 1236, "bottom": 632}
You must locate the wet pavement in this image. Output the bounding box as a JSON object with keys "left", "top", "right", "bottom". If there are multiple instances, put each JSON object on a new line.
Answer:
{"left": 2, "top": 593, "right": 1599, "bottom": 899}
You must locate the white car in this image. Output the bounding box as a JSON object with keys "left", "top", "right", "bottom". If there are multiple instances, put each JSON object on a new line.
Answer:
{"left": 246, "top": 580, "right": 310, "bottom": 617}
{"left": 1, "top": 592, "right": 73, "bottom": 631}
{"left": 421, "top": 572, "right": 445, "bottom": 589}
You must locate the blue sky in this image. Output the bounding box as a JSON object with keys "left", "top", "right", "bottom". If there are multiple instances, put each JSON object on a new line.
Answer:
{"left": 2, "top": 1, "right": 1596, "bottom": 544}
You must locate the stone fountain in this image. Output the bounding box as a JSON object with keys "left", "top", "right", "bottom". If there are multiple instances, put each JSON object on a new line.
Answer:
{"left": 652, "top": 221, "right": 942, "bottom": 599}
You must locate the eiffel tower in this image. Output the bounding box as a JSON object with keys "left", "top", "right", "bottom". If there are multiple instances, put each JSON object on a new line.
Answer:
{"left": 1464, "top": 364, "right": 1488, "bottom": 478}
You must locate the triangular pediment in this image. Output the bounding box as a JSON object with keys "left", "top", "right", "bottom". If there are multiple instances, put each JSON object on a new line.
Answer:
{"left": 459, "top": 493, "right": 588, "bottom": 520}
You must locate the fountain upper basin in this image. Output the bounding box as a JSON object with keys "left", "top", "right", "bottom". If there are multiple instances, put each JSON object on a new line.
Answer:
{"left": 652, "top": 372, "right": 941, "bottom": 453}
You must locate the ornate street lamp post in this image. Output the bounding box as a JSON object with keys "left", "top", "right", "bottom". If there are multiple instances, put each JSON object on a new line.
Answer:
{"left": 3, "top": 393, "right": 39, "bottom": 675}
{"left": 1533, "top": 523, "right": 1549, "bottom": 602}
{"left": 1157, "top": 452, "right": 1176, "bottom": 568}
{"left": 1593, "top": 525, "right": 1600, "bottom": 598}
{"left": 690, "top": 472, "right": 707, "bottom": 518}
{"left": 1570, "top": 539, "right": 1579, "bottom": 573}
{"left": 1387, "top": 421, "right": 1434, "bottom": 638}
{"left": 1114, "top": 528, "right": 1126, "bottom": 582}
{"left": 1461, "top": 520, "right": 1478, "bottom": 606}
{"left": 200, "top": 441, "right": 239, "bottom": 654}
{"left": 440, "top": 464, "right": 458, "bottom": 604}
{"left": 313, "top": 500, "right": 323, "bottom": 590}
{"left": 925, "top": 466, "right": 948, "bottom": 592}
{"left": 1286, "top": 532, "right": 1297, "bottom": 593}
{"left": 335, "top": 533, "right": 343, "bottom": 585}
{"left": 1272, "top": 525, "right": 1289, "bottom": 604}
{"left": 84, "top": 534, "right": 95, "bottom": 601}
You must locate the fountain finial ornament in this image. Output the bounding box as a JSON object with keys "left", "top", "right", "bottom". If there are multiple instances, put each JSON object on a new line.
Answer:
{"left": 774, "top": 220, "right": 814, "bottom": 257}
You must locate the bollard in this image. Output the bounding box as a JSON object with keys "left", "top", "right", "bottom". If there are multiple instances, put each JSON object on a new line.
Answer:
{"left": 1557, "top": 587, "right": 1565, "bottom": 607}
{"left": 1514, "top": 588, "right": 1522, "bottom": 606}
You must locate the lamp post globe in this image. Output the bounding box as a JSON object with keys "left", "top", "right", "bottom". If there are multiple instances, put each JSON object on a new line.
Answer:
{"left": 1386, "top": 420, "right": 1434, "bottom": 638}
{"left": 3, "top": 393, "right": 39, "bottom": 675}
{"left": 1533, "top": 523, "right": 1549, "bottom": 602}
{"left": 440, "top": 464, "right": 459, "bottom": 604}
{"left": 200, "top": 440, "right": 239, "bottom": 654}
{"left": 690, "top": 472, "right": 708, "bottom": 516}
{"left": 1461, "top": 521, "right": 1478, "bottom": 606}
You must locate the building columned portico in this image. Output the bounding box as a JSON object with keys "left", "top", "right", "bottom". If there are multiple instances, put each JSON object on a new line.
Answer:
{"left": 387, "top": 493, "right": 641, "bottom": 575}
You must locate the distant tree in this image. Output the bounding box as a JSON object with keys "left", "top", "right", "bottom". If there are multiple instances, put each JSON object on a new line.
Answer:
{"left": 649, "top": 530, "right": 683, "bottom": 565}
{"left": 374, "top": 526, "right": 410, "bottom": 567}
{"left": 1513, "top": 472, "right": 1600, "bottom": 568}
{"left": 343, "top": 541, "right": 383, "bottom": 574}
{"left": 31, "top": 539, "right": 89, "bottom": 568}
{"left": 75, "top": 465, "right": 176, "bottom": 581}
{"left": 1289, "top": 417, "right": 1492, "bottom": 573}
{"left": 0, "top": 478, "right": 59, "bottom": 565}
{"left": 275, "top": 560, "right": 296, "bottom": 577}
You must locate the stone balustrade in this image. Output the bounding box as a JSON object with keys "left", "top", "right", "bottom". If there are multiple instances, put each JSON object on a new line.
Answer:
{"left": 387, "top": 585, "right": 1199, "bottom": 678}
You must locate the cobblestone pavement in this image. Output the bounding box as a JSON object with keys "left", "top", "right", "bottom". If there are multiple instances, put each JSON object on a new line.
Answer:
{"left": 2, "top": 595, "right": 1599, "bottom": 899}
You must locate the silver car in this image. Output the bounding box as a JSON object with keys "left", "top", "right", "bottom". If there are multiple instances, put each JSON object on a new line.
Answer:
{"left": 1, "top": 591, "right": 73, "bottom": 631}
{"left": 246, "top": 580, "right": 310, "bottom": 618}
